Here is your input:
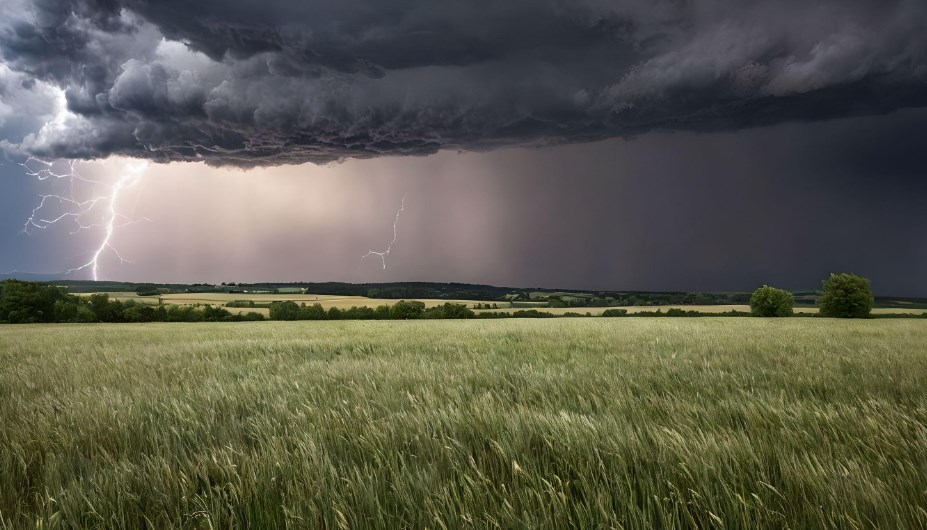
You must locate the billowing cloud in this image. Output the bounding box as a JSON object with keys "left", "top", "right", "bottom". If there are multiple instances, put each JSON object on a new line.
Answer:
{"left": 1, "top": 0, "right": 925, "bottom": 165}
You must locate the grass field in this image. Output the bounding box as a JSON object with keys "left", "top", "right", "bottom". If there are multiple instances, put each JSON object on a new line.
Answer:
{"left": 2, "top": 319, "right": 927, "bottom": 528}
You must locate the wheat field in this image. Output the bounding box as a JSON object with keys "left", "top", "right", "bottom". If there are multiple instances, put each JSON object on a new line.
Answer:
{"left": 2, "top": 319, "right": 926, "bottom": 528}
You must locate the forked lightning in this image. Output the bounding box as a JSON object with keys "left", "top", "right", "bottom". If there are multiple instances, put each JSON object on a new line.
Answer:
{"left": 362, "top": 194, "right": 406, "bottom": 270}
{"left": 18, "top": 158, "right": 150, "bottom": 281}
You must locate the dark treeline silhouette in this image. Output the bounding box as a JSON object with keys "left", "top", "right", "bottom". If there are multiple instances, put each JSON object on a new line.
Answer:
{"left": 307, "top": 284, "right": 753, "bottom": 305}
{"left": 546, "top": 292, "right": 752, "bottom": 308}
{"left": 269, "top": 300, "right": 476, "bottom": 321}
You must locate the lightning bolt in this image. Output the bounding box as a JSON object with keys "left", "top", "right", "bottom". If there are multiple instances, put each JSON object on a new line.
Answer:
{"left": 17, "top": 158, "right": 150, "bottom": 281}
{"left": 362, "top": 194, "right": 406, "bottom": 270}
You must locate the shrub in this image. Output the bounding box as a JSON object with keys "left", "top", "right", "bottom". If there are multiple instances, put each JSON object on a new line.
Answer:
{"left": 201, "top": 305, "right": 233, "bottom": 322}
{"left": 300, "top": 303, "right": 327, "bottom": 320}
{"left": 511, "top": 310, "right": 555, "bottom": 318}
{"left": 819, "top": 273, "right": 873, "bottom": 318}
{"left": 344, "top": 306, "right": 376, "bottom": 320}
{"left": 390, "top": 300, "right": 426, "bottom": 320}
{"left": 223, "top": 311, "right": 266, "bottom": 322}
{"left": 750, "top": 285, "right": 794, "bottom": 317}
{"left": 123, "top": 305, "right": 158, "bottom": 322}
{"left": 424, "top": 303, "right": 475, "bottom": 319}
{"left": 476, "top": 311, "right": 510, "bottom": 319}
{"left": 269, "top": 301, "right": 300, "bottom": 321}
{"left": 374, "top": 305, "right": 392, "bottom": 320}
{"left": 227, "top": 300, "right": 270, "bottom": 308}
{"left": 601, "top": 309, "right": 628, "bottom": 317}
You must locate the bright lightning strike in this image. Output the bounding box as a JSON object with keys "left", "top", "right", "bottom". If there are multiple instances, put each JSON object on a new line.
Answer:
{"left": 19, "top": 158, "right": 150, "bottom": 281}
{"left": 362, "top": 194, "right": 406, "bottom": 270}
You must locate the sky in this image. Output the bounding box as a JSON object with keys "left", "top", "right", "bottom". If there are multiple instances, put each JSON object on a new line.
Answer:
{"left": 0, "top": 0, "right": 925, "bottom": 295}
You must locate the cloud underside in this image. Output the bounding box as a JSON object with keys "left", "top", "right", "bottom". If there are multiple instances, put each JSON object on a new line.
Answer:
{"left": 1, "top": 0, "right": 926, "bottom": 165}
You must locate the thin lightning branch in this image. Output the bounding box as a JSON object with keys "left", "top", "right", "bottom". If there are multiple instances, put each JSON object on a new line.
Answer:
{"left": 362, "top": 194, "right": 406, "bottom": 270}
{"left": 20, "top": 158, "right": 105, "bottom": 186}
{"left": 18, "top": 159, "right": 150, "bottom": 281}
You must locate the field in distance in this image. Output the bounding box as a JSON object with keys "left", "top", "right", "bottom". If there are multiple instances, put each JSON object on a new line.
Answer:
{"left": 2, "top": 319, "right": 926, "bottom": 528}
{"left": 77, "top": 292, "right": 506, "bottom": 317}
{"left": 76, "top": 291, "right": 927, "bottom": 317}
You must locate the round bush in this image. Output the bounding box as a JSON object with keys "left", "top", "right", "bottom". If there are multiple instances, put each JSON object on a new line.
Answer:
{"left": 750, "top": 285, "right": 794, "bottom": 317}
{"left": 819, "top": 273, "right": 873, "bottom": 318}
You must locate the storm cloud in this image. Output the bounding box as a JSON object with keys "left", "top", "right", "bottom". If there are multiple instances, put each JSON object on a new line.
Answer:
{"left": 1, "top": 0, "right": 926, "bottom": 165}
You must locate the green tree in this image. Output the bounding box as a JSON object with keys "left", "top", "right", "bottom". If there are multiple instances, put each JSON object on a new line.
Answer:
{"left": 389, "top": 300, "right": 425, "bottom": 320}
{"left": 269, "top": 301, "right": 300, "bottom": 321}
{"left": 89, "top": 293, "right": 115, "bottom": 322}
{"left": 0, "top": 280, "right": 71, "bottom": 323}
{"left": 424, "top": 303, "right": 474, "bottom": 319}
{"left": 344, "top": 306, "right": 376, "bottom": 320}
{"left": 124, "top": 305, "right": 157, "bottom": 322}
{"left": 201, "top": 305, "right": 232, "bottom": 321}
{"left": 750, "top": 285, "right": 794, "bottom": 317}
{"left": 74, "top": 305, "right": 97, "bottom": 323}
{"left": 53, "top": 299, "right": 79, "bottom": 322}
{"left": 819, "top": 273, "right": 873, "bottom": 318}
{"left": 299, "top": 303, "right": 327, "bottom": 320}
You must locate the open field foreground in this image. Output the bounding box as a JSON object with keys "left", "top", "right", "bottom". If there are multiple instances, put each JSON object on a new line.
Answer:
{"left": 2, "top": 320, "right": 927, "bottom": 528}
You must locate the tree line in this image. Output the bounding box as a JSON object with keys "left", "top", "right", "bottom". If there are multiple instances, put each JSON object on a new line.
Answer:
{"left": 0, "top": 273, "right": 916, "bottom": 324}
{"left": 0, "top": 280, "right": 263, "bottom": 323}
{"left": 268, "top": 300, "right": 476, "bottom": 321}
{"left": 546, "top": 291, "right": 752, "bottom": 308}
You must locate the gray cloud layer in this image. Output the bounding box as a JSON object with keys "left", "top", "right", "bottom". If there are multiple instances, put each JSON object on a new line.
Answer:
{"left": 1, "top": 0, "right": 926, "bottom": 165}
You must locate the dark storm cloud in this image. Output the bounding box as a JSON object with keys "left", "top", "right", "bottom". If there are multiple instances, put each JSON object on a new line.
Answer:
{"left": 1, "top": 0, "right": 926, "bottom": 165}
